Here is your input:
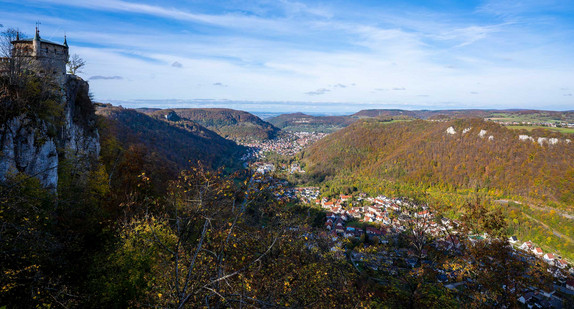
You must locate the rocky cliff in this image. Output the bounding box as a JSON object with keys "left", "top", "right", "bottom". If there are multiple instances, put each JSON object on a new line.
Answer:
{"left": 0, "top": 75, "right": 100, "bottom": 191}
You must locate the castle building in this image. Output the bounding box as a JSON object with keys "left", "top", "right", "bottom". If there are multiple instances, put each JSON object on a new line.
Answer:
{"left": 10, "top": 27, "right": 69, "bottom": 83}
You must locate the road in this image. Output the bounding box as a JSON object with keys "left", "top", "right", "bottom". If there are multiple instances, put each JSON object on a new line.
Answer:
{"left": 522, "top": 213, "right": 574, "bottom": 244}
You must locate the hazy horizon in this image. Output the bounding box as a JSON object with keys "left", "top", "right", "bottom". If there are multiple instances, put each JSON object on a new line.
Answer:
{"left": 107, "top": 99, "right": 574, "bottom": 118}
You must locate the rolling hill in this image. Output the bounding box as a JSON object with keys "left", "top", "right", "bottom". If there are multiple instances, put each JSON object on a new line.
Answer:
{"left": 96, "top": 105, "right": 245, "bottom": 171}
{"left": 140, "top": 108, "right": 280, "bottom": 141}
{"left": 269, "top": 109, "right": 574, "bottom": 133}
{"left": 304, "top": 118, "right": 574, "bottom": 205}
{"left": 303, "top": 117, "right": 574, "bottom": 259}
{"left": 267, "top": 112, "right": 356, "bottom": 133}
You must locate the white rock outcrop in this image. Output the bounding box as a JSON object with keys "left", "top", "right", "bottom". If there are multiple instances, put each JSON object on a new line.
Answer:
{"left": 519, "top": 135, "right": 534, "bottom": 142}
{"left": 446, "top": 127, "right": 456, "bottom": 135}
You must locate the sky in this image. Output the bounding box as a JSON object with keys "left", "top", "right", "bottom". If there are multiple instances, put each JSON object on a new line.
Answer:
{"left": 1, "top": 0, "right": 574, "bottom": 113}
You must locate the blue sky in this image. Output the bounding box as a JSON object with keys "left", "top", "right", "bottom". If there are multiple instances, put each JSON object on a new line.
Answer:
{"left": 1, "top": 0, "right": 574, "bottom": 113}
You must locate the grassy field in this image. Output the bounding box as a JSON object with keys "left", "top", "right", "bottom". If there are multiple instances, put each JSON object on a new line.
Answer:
{"left": 505, "top": 125, "right": 574, "bottom": 134}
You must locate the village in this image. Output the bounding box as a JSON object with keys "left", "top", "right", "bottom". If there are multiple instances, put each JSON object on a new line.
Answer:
{"left": 293, "top": 188, "right": 574, "bottom": 308}
{"left": 241, "top": 130, "right": 574, "bottom": 307}
{"left": 240, "top": 131, "right": 327, "bottom": 159}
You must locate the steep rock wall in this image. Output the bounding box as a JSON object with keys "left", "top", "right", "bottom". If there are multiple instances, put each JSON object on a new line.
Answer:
{"left": 0, "top": 75, "right": 99, "bottom": 191}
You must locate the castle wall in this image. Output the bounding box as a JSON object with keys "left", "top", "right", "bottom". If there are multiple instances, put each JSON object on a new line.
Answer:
{"left": 11, "top": 39, "right": 69, "bottom": 85}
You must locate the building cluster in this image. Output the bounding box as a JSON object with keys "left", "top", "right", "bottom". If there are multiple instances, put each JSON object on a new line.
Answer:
{"left": 240, "top": 131, "right": 327, "bottom": 159}
{"left": 253, "top": 162, "right": 275, "bottom": 174}
{"left": 319, "top": 195, "right": 453, "bottom": 239}
{"left": 293, "top": 187, "right": 320, "bottom": 204}
{"left": 316, "top": 192, "right": 574, "bottom": 308}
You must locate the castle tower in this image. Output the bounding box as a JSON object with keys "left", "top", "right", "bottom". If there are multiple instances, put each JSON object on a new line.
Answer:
{"left": 10, "top": 27, "right": 69, "bottom": 84}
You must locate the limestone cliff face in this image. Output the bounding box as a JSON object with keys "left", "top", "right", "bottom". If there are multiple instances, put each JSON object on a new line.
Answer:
{"left": 59, "top": 75, "right": 100, "bottom": 160}
{"left": 0, "top": 116, "right": 59, "bottom": 189}
{"left": 0, "top": 75, "right": 100, "bottom": 191}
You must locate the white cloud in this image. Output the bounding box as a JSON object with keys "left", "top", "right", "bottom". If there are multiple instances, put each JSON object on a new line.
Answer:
{"left": 9, "top": 0, "right": 572, "bottom": 110}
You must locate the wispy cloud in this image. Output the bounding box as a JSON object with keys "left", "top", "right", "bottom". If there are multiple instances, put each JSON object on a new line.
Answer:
{"left": 5, "top": 0, "right": 572, "bottom": 110}
{"left": 89, "top": 75, "right": 123, "bottom": 80}
{"left": 305, "top": 88, "right": 330, "bottom": 96}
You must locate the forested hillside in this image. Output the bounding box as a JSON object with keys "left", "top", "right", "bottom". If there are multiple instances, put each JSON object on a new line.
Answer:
{"left": 267, "top": 112, "right": 356, "bottom": 132}
{"left": 270, "top": 109, "right": 574, "bottom": 133}
{"left": 142, "top": 108, "right": 279, "bottom": 141}
{"left": 97, "top": 105, "right": 245, "bottom": 171}
{"left": 303, "top": 118, "right": 574, "bottom": 258}
{"left": 305, "top": 118, "right": 574, "bottom": 205}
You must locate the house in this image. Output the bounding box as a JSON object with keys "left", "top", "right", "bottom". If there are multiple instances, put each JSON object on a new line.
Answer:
{"left": 416, "top": 210, "right": 430, "bottom": 218}
{"left": 508, "top": 236, "right": 518, "bottom": 244}
{"left": 517, "top": 292, "right": 534, "bottom": 304}
{"left": 344, "top": 229, "right": 356, "bottom": 238}
{"left": 325, "top": 220, "right": 333, "bottom": 230}
{"left": 533, "top": 247, "right": 544, "bottom": 256}
{"left": 366, "top": 227, "right": 383, "bottom": 237}
{"left": 543, "top": 253, "right": 555, "bottom": 263}
{"left": 322, "top": 201, "right": 334, "bottom": 208}
{"left": 340, "top": 194, "right": 352, "bottom": 202}
{"left": 566, "top": 278, "right": 574, "bottom": 291}
{"left": 519, "top": 241, "right": 533, "bottom": 251}
{"left": 555, "top": 259, "right": 568, "bottom": 269}
{"left": 334, "top": 218, "right": 345, "bottom": 234}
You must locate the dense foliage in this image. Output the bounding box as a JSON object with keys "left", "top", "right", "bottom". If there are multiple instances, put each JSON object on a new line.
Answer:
{"left": 267, "top": 112, "right": 356, "bottom": 133}
{"left": 96, "top": 105, "right": 246, "bottom": 171}
{"left": 303, "top": 118, "right": 574, "bottom": 259}
{"left": 305, "top": 118, "right": 574, "bottom": 206}
{"left": 144, "top": 108, "right": 280, "bottom": 141}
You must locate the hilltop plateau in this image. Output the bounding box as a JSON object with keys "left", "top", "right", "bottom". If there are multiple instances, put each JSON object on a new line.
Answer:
{"left": 270, "top": 109, "right": 574, "bottom": 133}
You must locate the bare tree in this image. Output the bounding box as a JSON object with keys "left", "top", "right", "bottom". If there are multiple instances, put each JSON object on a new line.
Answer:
{"left": 66, "top": 54, "right": 85, "bottom": 75}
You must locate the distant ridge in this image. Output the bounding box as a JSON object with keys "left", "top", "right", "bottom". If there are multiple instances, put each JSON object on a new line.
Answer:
{"left": 268, "top": 109, "right": 574, "bottom": 132}
{"left": 139, "top": 108, "right": 280, "bottom": 141}
{"left": 97, "top": 105, "right": 244, "bottom": 170}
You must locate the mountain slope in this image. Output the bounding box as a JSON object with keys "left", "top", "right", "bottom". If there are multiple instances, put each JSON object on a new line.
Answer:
{"left": 267, "top": 112, "right": 356, "bottom": 133}
{"left": 141, "top": 108, "right": 279, "bottom": 141}
{"left": 269, "top": 109, "right": 574, "bottom": 133}
{"left": 304, "top": 118, "right": 574, "bottom": 205}
{"left": 96, "top": 105, "right": 244, "bottom": 170}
